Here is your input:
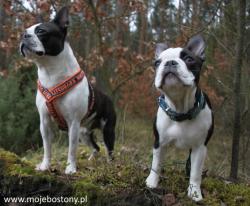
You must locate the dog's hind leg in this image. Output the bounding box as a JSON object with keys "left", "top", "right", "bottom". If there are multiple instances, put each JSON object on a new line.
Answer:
{"left": 88, "top": 132, "right": 100, "bottom": 160}
{"left": 102, "top": 119, "right": 116, "bottom": 161}
{"left": 187, "top": 145, "right": 207, "bottom": 202}
{"left": 79, "top": 127, "right": 100, "bottom": 160}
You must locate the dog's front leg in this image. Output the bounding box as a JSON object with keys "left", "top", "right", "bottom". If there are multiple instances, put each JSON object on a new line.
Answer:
{"left": 65, "top": 120, "right": 80, "bottom": 174}
{"left": 188, "top": 144, "right": 207, "bottom": 202}
{"left": 146, "top": 145, "right": 165, "bottom": 188}
{"left": 36, "top": 115, "right": 53, "bottom": 171}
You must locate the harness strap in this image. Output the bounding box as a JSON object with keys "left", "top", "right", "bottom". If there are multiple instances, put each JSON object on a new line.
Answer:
{"left": 85, "top": 83, "right": 95, "bottom": 119}
{"left": 38, "top": 69, "right": 85, "bottom": 103}
{"left": 37, "top": 69, "right": 88, "bottom": 130}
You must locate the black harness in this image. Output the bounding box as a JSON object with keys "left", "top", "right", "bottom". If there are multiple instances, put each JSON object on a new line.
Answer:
{"left": 158, "top": 89, "right": 206, "bottom": 122}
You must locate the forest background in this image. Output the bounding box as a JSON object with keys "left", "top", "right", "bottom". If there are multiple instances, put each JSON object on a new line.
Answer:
{"left": 0, "top": 0, "right": 249, "bottom": 184}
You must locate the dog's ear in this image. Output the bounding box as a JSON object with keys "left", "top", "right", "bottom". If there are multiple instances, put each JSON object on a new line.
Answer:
{"left": 185, "top": 35, "right": 206, "bottom": 61}
{"left": 155, "top": 43, "right": 168, "bottom": 59}
{"left": 53, "top": 6, "right": 69, "bottom": 30}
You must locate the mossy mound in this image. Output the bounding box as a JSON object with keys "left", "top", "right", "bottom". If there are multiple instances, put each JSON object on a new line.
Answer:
{"left": 202, "top": 177, "right": 250, "bottom": 206}
{"left": 0, "top": 148, "right": 73, "bottom": 206}
{"left": 1, "top": 147, "right": 250, "bottom": 206}
{"left": 0, "top": 147, "right": 153, "bottom": 206}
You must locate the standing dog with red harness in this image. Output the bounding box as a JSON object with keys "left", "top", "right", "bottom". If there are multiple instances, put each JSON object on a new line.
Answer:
{"left": 20, "top": 7, "right": 116, "bottom": 174}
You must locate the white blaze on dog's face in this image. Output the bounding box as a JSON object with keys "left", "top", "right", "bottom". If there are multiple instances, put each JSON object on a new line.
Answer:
{"left": 20, "top": 23, "right": 46, "bottom": 57}
{"left": 20, "top": 7, "right": 69, "bottom": 58}
{"left": 154, "top": 35, "right": 205, "bottom": 97}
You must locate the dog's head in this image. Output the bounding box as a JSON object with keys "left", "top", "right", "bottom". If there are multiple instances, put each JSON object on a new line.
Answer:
{"left": 20, "top": 7, "right": 69, "bottom": 58}
{"left": 154, "top": 35, "right": 205, "bottom": 97}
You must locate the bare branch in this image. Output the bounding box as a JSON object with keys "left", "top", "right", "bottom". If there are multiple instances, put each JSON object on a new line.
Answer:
{"left": 15, "top": 0, "right": 34, "bottom": 13}
{"left": 206, "top": 31, "right": 234, "bottom": 57}
{"left": 112, "top": 59, "right": 152, "bottom": 95}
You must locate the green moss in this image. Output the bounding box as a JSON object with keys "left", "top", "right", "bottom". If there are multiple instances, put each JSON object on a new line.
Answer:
{"left": 0, "top": 148, "right": 49, "bottom": 178}
{"left": 0, "top": 148, "right": 21, "bottom": 165}
{"left": 0, "top": 148, "right": 29, "bottom": 176}
{"left": 161, "top": 167, "right": 189, "bottom": 195}
{"left": 1, "top": 137, "right": 250, "bottom": 206}
{"left": 73, "top": 179, "right": 101, "bottom": 205}
{"left": 0, "top": 148, "right": 72, "bottom": 199}
{"left": 203, "top": 177, "right": 250, "bottom": 206}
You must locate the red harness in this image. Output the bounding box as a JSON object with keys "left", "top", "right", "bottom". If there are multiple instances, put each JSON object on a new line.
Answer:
{"left": 37, "top": 69, "right": 95, "bottom": 131}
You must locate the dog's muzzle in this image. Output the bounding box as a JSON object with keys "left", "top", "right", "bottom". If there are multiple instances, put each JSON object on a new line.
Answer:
{"left": 20, "top": 42, "right": 45, "bottom": 57}
{"left": 163, "top": 60, "right": 179, "bottom": 75}
{"left": 20, "top": 32, "right": 45, "bottom": 57}
{"left": 160, "top": 60, "right": 181, "bottom": 86}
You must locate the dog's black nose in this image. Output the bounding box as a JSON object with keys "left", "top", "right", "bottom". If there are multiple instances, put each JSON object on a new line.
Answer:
{"left": 165, "top": 60, "right": 178, "bottom": 67}
{"left": 22, "top": 31, "right": 32, "bottom": 39}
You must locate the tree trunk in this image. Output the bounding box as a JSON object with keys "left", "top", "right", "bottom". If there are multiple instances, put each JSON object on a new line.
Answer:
{"left": 138, "top": 1, "right": 147, "bottom": 55}
{"left": 0, "top": 0, "right": 7, "bottom": 71}
{"left": 177, "top": 0, "right": 182, "bottom": 33}
{"left": 230, "top": 0, "right": 246, "bottom": 180}
{"left": 88, "top": 0, "right": 103, "bottom": 52}
{"left": 191, "top": 0, "right": 197, "bottom": 31}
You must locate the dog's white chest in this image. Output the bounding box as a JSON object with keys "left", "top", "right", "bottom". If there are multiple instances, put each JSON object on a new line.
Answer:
{"left": 156, "top": 105, "right": 212, "bottom": 148}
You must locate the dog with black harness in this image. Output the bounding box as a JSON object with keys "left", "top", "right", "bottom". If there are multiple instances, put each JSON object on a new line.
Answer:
{"left": 20, "top": 7, "right": 116, "bottom": 174}
{"left": 146, "top": 35, "right": 214, "bottom": 202}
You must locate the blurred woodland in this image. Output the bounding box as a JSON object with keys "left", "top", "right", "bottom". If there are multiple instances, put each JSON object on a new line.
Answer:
{"left": 0, "top": 0, "right": 250, "bottom": 182}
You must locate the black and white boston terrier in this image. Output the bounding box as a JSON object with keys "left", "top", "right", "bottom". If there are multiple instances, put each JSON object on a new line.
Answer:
{"left": 146, "top": 35, "right": 214, "bottom": 202}
{"left": 20, "top": 7, "right": 116, "bottom": 174}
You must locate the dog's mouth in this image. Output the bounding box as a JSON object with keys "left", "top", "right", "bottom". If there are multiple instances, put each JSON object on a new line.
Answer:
{"left": 20, "top": 43, "right": 27, "bottom": 57}
{"left": 164, "top": 72, "right": 178, "bottom": 79}
{"left": 20, "top": 43, "right": 45, "bottom": 57}
{"left": 160, "top": 72, "right": 182, "bottom": 88}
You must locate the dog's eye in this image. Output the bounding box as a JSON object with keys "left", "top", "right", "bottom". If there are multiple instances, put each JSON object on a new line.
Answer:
{"left": 154, "top": 60, "right": 161, "bottom": 68}
{"left": 184, "top": 56, "right": 194, "bottom": 63}
{"left": 36, "top": 28, "right": 46, "bottom": 35}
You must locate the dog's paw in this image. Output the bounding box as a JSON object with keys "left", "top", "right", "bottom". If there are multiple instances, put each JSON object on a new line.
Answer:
{"left": 107, "top": 154, "right": 114, "bottom": 163}
{"left": 146, "top": 173, "right": 159, "bottom": 188}
{"left": 88, "top": 150, "right": 98, "bottom": 161}
{"left": 35, "top": 161, "right": 50, "bottom": 171}
{"left": 187, "top": 184, "right": 203, "bottom": 202}
{"left": 65, "top": 164, "right": 77, "bottom": 174}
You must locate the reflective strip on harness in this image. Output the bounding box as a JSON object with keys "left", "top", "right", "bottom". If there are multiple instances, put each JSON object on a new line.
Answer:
{"left": 37, "top": 69, "right": 86, "bottom": 130}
